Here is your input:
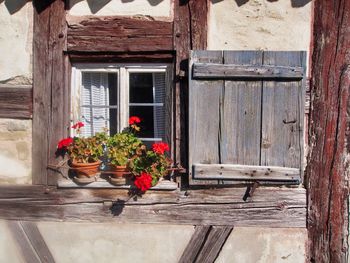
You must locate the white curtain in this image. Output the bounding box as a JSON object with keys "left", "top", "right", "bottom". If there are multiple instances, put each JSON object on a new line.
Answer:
{"left": 153, "top": 73, "right": 166, "bottom": 140}
{"left": 81, "top": 72, "right": 110, "bottom": 137}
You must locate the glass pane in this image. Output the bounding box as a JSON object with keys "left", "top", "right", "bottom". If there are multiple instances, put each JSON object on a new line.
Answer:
{"left": 129, "top": 73, "right": 153, "bottom": 103}
{"left": 81, "top": 72, "right": 118, "bottom": 136}
{"left": 129, "top": 106, "right": 154, "bottom": 138}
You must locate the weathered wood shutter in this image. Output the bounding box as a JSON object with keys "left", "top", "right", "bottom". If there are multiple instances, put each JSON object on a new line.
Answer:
{"left": 189, "top": 50, "right": 306, "bottom": 185}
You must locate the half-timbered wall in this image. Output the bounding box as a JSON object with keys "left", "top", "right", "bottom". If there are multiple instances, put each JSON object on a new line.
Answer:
{"left": 0, "top": 0, "right": 315, "bottom": 262}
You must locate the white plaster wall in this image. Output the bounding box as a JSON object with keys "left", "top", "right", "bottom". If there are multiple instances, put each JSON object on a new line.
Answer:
{"left": 37, "top": 222, "right": 194, "bottom": 263}
{"left": 0, "top": 1, "right": 33, "bottom": 84}
{"left": 69, "top": 0, "right": 173, "bottom": 18}
{"left": 208, "top": 0, "right": 312, "bottom": 52}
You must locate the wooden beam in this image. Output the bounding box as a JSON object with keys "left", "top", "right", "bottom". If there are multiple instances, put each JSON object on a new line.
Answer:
{"left": 21, "top": 222, "right": 55, "bottom": 263}
{"left": 0, "top": 85, "right": 32, "bottom": 119}
{"left": 179, "top": 226, "right": 211, "bottom": 263}
{"left": 68, "top": 51, "right": 174, "bottom": 63}
{"left": 67, "top": 16, "right": 173, "bottom": 52}
{"left": 306, "top": 0, "right": 350, "bottom": 262}
{"left": 7, "top": 221, "right": 41, "bottom": 263}
{"left": 33, "top": 0, "right": 68, "bottom": 185}
{"left": 0, "top": 186, "right": 306, "bottom": 227}
{"left": 173, "top": 0, "right": 208, "bottom": 180}
{"left": 192, "top": 63, "right": 304, "bottom": 79}
{"left": 195, "top": 226, "right": 232, "bottom": 263}
{"left": 193, "top": 164, "right": 300, "bottom": 183}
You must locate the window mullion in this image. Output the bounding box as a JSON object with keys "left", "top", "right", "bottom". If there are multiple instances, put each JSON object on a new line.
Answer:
{"left": 119, "top": 67, "right": 129, "bottom": 132}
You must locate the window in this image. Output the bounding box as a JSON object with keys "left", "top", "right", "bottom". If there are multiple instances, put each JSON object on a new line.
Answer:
{"left": 71, "top": 64, "right": 171, "bottom": 146}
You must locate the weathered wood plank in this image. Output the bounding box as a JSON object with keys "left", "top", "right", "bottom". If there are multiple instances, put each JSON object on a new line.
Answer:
{"left": 33, "top": 0, "right": 68, "bottom": 185}
{"left": 193, "top": 63, "right": 304, "bottom": 79}
{"left": 21, "top": 221, "right": 55, "bottom": 263}
{"left": 7, "top": 221, "right": 41, "bottom": 263}
{"left": 193, "top": 164, "right": 300, "bottom": 183}
{"left": 189, "top": 51, "right": 223, "bottom": 185}
{"left": 68, "top": 52, "right": 174, "bottom": 63}
{"left": 0, "top": 186, "right": 306, "bottom": 227}
{"left": 307, "top": 1, "right": 350, "bottom": 261}
{"left": 261, "top": 52, "right": 305, "bottom": 169}
{"left": 220, "top": 51, "right": 262, "bottom": 166}
{"left": 178, "top": 226, "right": 211, "bottom": 263}
{"left": 67, "top": 16, "right": 173, "bottom": 52}
{"left": 195, "top": 226, "right": 233, "bottom": 263}
{"left": 0, "top": 85, "right": 32, "bottom": 119}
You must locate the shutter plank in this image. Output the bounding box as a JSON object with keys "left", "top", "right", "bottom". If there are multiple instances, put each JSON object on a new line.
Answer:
{"left": 261, "top": 52, "right": 305, "bottom": 168}
{"left": 189, "top": 50, "right": 223, "bottom": 185}
{"left": 193, "top": 63, "right": 303, "bottom": 79}
{"left": 221, "top": 51, "right": 263, "bottom": 166}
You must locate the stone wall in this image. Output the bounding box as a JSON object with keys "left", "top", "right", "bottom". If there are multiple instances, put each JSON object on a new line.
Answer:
{"left": 0, "top": 1, "right": 33, "bottom": 184}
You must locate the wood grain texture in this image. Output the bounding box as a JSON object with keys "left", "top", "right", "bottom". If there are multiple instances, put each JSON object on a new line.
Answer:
{"left": 7, "top": 221, "right": 41, "bottom": 263}
{"left": 33, "top": 0, "right": 68, "bottom": 185}
{"left": 193, "top": 164, "right": 300, "bottom": 183}
{"left": 0, "top": 186, "right": 306, "bottom": 227}
{"left": 189, "top": 50, "right": 223, "bottom": 185}
{"left": 178, "top": 226, "right": 211, "bottom": 263}
{"left": 221, "top": 51, "right": 262, "bottom": 166}
{"left": 261, "top": 52, "right": 305, "bottom": 169}
{"left": 195, "top": 226, "right": 233, "bottom": 263}
{"left": 306, "top": 1, "right": 350, "bottom": 262}
{"left": 0, "top": 85, "right": 32, "bottom": 119}
{"left": 67, "top": 16, "right": 173, "bottom": 52}
{"left": 173, "top": 0, "right": 208, "bottom": 182}
{"left": 21, "top": 221, "right": 55, "bottom": 263}
{"left": 193, "top": 63, "right": 303, "bottom": 79}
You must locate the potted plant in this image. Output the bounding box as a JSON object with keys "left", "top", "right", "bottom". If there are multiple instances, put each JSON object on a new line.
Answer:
{"left": 129, "top": 142, "right": 172, "bottom": 193}
{"left": 57, "top": 122, "right": 106, "bottom": 178}
{"left": 105, "top": 116, "right": 142, "bottom": 184}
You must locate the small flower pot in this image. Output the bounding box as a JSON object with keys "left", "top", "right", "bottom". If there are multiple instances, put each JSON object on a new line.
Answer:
{"left": 71, "top": 160, "right": 101, "bottom": 178}
{"left": 108, "top": 165, "right": 132, "bottom": 185}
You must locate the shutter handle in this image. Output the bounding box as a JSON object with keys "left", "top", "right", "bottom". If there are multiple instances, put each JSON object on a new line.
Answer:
{"left": 283, "top": 119, "right": 297, "bottom": 124}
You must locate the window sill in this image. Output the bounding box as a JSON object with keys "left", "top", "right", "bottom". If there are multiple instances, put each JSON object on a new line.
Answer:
{"left": 57, "top": 178, "right": 178, "bottom": 191}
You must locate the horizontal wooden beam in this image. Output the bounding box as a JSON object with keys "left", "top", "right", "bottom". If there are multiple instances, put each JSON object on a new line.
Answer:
{"left": 192, "top": 63, "right": 304, "bottom": 79}
{"left": 0, "top": 85, "right": 32, "bottom": 119}
{"left": 193, "top": 164, "right": 300, "bottom": 184}
{"left": 68, "top": 51, "right": 174, "bottom": 63}
{"left": 67, "top": 16, "right": 173, "bottom": 52}
{"left": 0, "top": 185, "right": 306, "bottom": 227}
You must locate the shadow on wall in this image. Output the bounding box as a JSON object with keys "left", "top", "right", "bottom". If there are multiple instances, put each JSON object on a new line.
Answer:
{"left": 0, "top": 0, "right": 30, "bottom": 14}
{"left": 69, "top": 0, "right": 165, "bottom": 14}
{"left": 211, "top": 0, "right": 311, "bottom": 8}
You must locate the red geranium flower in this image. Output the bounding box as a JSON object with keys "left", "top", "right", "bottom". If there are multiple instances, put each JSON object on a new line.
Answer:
{"left": 57, "top": 137, "right": 73, "bottom": 150}
{"left": 129, "top": 116, "right": 141, "bottom": 125}
{"left": 152, "top": 142, "right": 169, "bottom": 155}
{"left": 134, "top": 172, "right": 152, "bottom": 192}
{"left": 72, "top": 122, "right": 84, "bottom": 129}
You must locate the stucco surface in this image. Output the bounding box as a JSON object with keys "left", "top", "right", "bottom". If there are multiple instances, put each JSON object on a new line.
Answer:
{"left": 37, "top": 222, "right": 194, "bottom": 263}
{"left": 0, "top": 119, "right": 32, "bottom": 184}
{"left": 0, "top": 1, "right": 32, "bottom": 83}
{"left": 208, "top": 0, "right": 312, "bottom": 52}
{"left": 216, "top": 227, "right": 307, "bottom": 263}
{"left": 69, "top": 0, "right": 172, "bottom": 18}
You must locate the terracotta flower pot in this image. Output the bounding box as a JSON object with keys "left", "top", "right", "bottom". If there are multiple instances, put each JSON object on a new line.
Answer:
{"left": 108, "top": 165, "right": 132, "bottom": 185}
{"left": 71, "top": 160, "right": 101, "bottom": 178}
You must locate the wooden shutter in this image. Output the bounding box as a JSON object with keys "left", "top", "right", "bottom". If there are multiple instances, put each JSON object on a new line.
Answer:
{"left": 188, "top": 50, "right": 306, "bottom": 185}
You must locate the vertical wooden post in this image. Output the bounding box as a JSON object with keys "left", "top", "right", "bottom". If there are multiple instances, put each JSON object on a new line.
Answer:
{"left": 33, "top": 0, "right": 68, "bottom": 185}
{"left": 307, "top": 1, "right": 350, "bottom": 262}
{"left": 173, "top": 0, "right": 208, "bottom": 181}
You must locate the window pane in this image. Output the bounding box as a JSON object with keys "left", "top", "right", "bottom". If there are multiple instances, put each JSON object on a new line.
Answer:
{"left": 129, "top": 73, "right": 153, "bottom": 103}
{"left": 81, "top": 72, "right": 118, "bottom": 136}
{"left": 129, "top": 106, "right": 154, "bottom": 138}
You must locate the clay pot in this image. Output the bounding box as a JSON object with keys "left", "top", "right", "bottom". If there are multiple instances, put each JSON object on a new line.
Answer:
{"left": 71, "top": 160, "right": 101, "bottom": 178}
{"left": 108, "top": 165, "right": 132, "bottom": 185}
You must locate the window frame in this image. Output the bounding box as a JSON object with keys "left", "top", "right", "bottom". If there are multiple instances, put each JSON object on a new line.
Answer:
{"left": 71, "top": 63, "right": 171, "bottom": 143}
